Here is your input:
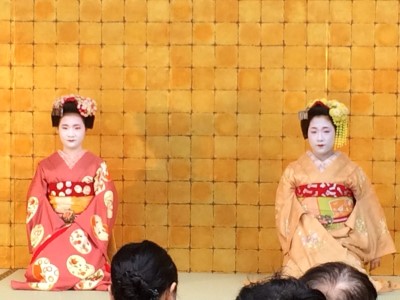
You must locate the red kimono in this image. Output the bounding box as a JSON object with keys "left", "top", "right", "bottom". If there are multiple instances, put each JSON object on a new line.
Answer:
{"left": 11, "top": 151, "right": 118, "bottom": 291}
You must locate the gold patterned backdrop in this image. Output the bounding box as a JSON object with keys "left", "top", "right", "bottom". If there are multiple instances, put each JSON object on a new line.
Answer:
{"left": 1, "top": 0, "right": 399, "bottom": 275}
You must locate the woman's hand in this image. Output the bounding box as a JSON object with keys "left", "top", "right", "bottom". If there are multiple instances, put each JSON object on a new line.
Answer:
{"left": 370, "top": 258, "right": 381, "bottom": 270}
{"left": 61, "top": 210, "right": 76, "bottom": 223}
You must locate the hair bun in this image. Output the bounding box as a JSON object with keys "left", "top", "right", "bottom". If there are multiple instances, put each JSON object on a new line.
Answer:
{"left": 114, "top": 270, "right": 159, "bottom": 300}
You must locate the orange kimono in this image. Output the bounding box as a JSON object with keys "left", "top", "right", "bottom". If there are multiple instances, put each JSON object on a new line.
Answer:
{"left": 275, "top": 151, "right": 395, "bottom": 279}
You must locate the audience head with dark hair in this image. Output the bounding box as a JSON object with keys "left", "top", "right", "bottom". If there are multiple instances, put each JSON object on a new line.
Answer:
{"left": 299, "top": 261, "right": 377, "bottom": 300}
{"left": 110, "top": 240, "right": 178, "bottom": 300}
{"left": 236, "top": 273, "right": 326, "bottom": 300}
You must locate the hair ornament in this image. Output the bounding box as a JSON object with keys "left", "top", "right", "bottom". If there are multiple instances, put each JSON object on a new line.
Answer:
{"left": 52, "top": 94, "right": 97, "bottom": 118}
{"left": 121, "top": 270, "right": 160, "bottom": 299}
{"left": 301, "top": 98, "right": 349, "bottom": 149}
{"left": 149, "top": 288, "right": 160, "bottom": 299}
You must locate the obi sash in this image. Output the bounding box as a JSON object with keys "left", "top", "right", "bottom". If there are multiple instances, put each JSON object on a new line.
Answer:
{"left": 295, "top": 183, "right": 355, "bottom": 228}
{"left": 48, "top": 181, "right": 94, "bottom": 214}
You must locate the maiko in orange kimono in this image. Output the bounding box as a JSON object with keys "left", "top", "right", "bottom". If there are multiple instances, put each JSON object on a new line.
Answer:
{"left": 275, "top": 151, "right": 395, "bottom": 281}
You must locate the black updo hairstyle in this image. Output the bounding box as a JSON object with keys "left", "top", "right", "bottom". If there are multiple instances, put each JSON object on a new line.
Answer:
{"left": 111, "top": 240, "right": 178, "bottom": 300}
{"left": 51, "top": 100, "right": 95, "bottom": 129}
{"left": 300, "top": 102, "right": 336, "bottom": 139}
{"left": 236, "top": 273, "right": 327, "bottom": 300}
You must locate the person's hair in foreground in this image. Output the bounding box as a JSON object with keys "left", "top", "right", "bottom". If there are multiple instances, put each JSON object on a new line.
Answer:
{"left": 236, "top": 273, "right": 326, "bottom": 300}
{"left": 110, "top": 240, "right": 178, "bottom": 300}
{"left": 299, "top": 261, "right": 377, "bottom": 300}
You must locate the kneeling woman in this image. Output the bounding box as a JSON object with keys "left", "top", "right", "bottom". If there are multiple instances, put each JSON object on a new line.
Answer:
{"left": 12, "top": 95, "right": 118, "bottom": 291}
{"left": 275, "top": 99, "right": 395, "bottom": 291}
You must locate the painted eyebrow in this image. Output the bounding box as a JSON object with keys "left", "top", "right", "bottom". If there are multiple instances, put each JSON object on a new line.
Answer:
{"left": 60, "top": 124, "right": 83, "bottom": 127}
{"left": 309, "top": 126, "right": 332, "bottom": 129}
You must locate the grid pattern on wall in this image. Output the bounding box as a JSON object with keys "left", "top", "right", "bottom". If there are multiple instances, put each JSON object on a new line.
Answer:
{"left": 0, "top": 0, "right": 399, "bottom": 275}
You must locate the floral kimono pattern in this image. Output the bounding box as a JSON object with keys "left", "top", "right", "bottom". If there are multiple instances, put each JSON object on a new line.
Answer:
{"left": 11, "top": 152, "right": 118, "bottom": 291}
{"left": 275, "top": 152, "right": 395, "bottom": 280}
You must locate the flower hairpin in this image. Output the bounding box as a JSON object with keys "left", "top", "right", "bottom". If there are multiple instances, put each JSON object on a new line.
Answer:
{"left": 52, "top": 94, "right": 97, "bottom": 118}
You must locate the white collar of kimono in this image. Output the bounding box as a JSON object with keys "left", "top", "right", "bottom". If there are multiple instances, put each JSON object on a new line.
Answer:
{"left": 307, "top": 150, "right": 339, "bottom": 172}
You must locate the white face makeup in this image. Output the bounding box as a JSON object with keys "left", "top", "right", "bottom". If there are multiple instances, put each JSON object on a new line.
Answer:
{"left": 58, "top": 113, "right": 86, "bottom": 152}
{"left": 307, "top": 115, "right": 335, "bottom": 161}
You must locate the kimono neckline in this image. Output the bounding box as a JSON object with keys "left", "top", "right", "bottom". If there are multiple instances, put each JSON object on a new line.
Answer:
{"left": 57, "top": 150, "right": 88, "bottom": 170}
{"left": 306, "top": 151, "right": 340, "bottom": 172}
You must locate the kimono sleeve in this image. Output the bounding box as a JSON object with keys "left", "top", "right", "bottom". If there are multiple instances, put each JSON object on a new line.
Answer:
{"left": 346, "top": 166, "right": 396, "bottom": 261}
{"left": 26, "top": 162, "right": 64, "bottom": 253}
{"left": 74, "top": 161, "right": 118, "bottom": 259}
{"left": 275, "top": 165, "right": 305, "bottom": 255}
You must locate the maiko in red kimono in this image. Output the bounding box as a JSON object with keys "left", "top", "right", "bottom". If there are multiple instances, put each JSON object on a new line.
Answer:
{"left": 11, "top": 151, "right": 118, "bottom": 291}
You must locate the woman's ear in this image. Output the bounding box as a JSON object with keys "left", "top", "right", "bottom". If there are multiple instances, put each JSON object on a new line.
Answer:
{"left": 108, "top": 284, "right": 114, "bottom": 300}
{"left": 167, "top": 282, "right": 177, "bottom": 299}
{"left": 170, "top": 282, "right": 177, "bottom": 293}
